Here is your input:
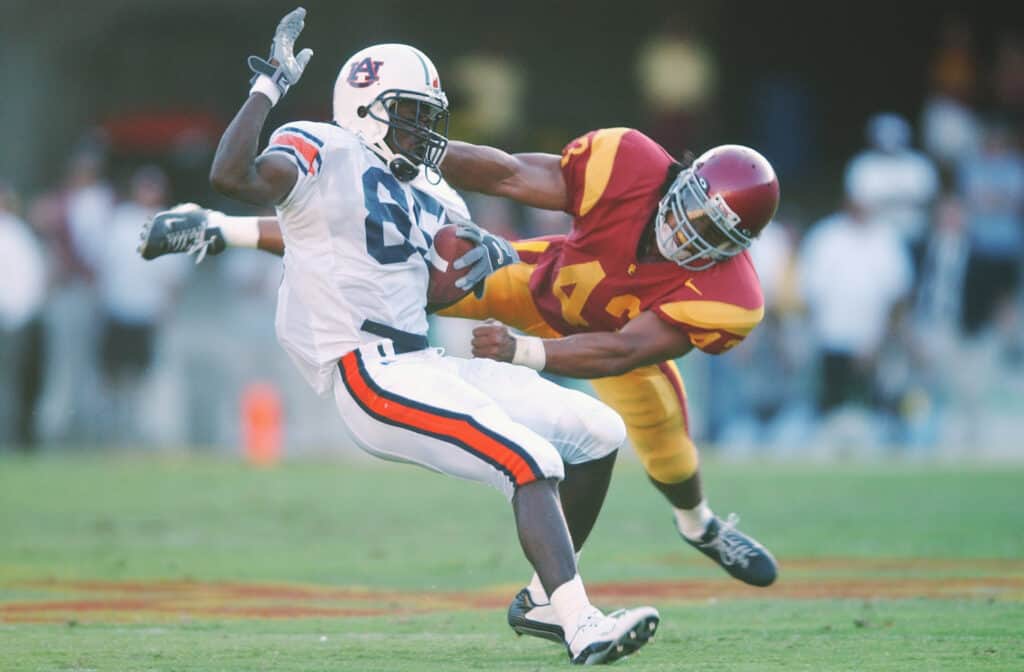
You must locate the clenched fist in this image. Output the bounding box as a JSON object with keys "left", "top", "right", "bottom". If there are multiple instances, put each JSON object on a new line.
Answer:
{"left": 471, "top": 321, "right": 517, "bottom": 362}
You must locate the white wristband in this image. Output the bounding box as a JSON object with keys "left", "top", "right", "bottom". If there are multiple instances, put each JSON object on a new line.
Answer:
{"left": 511, "top": 336, "right": 546, "bottom": 371}
{"left": 207, "top": 211, "right": 261, "bottom": 249}
{"left": 249, "top": 75, "right": 281, "bottom": 106}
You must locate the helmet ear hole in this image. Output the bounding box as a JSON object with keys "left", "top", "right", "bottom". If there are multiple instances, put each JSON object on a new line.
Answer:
{"left": 356, "top": 105, "right": 369, "bottom": 118}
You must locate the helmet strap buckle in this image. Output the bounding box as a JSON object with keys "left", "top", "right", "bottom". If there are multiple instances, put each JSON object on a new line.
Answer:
{"left": 389, "top": 156, "right": 418, "bottom": 182}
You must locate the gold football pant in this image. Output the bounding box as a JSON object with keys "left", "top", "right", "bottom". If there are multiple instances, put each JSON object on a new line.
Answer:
{"left": 437, "top": 260, "right": 699, "bottom": 484}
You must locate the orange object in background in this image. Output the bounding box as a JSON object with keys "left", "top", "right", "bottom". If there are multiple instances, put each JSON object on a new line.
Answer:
{"left": 241, "top": 383, "right": 282, "bottom": 466}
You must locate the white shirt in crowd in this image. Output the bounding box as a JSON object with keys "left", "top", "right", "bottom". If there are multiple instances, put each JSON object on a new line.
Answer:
{"left": 97, "top": 202, "right": 190, "bottom": 325}
{"left": 0, "top": 212, "right": 48, "bottom": 330}
{"left": 748, "top": 222, "right": 792, "bottom": 309}
{"left": 67, "top": 182, "right": 115, "bottom": 273}
{"left": 799, "top": 212, "right": 913, "bottom": 357}
{"left": 844, "top": 148, "right": 940, "bottom": 244}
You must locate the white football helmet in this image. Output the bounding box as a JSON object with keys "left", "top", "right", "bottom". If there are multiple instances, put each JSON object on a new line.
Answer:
{"left": 333, "top": 44, "right": 449, "bottom": 182}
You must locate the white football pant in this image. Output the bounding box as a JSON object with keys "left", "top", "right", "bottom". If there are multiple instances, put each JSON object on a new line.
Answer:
{"left": 332, "top": 341, "right": 626, "bottom": 499}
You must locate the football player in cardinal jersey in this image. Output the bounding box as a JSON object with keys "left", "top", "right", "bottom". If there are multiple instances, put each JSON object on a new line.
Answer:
{"left": 200, "top": 8, "right": 661, "bottom": 665}
{"left": 141, "top": 15, "right": 779, "bottom": 646}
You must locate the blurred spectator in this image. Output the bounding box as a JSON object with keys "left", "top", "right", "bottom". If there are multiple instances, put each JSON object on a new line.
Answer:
{"left": 914, "top": 196, "right": 970, "bottom": 341}
{"left": 0, "top": 180, "right": 48, "bottom": 449}
{"left": 635, "top": 15, "right": 718, "bottom": 155}
{"left": 65, "top": 149, "right": 116, "bottom": 274}
{"left": 798, "top": 202, "right": 914, "bottom": 417}
{"left": 30, "top": 145, "right": 114, "bottom": 442}
{"left": 920, "top": 15, "right": 981, "bottom": 175}
{"left": 95, "top": 165, "right": 189, "bottom": 441}
{"left": 844, "top": 113, "right": 940, "bottom": 256}
{"left": 900, "top": 196, "right": 970, "bottom": 447}
{"left": 708, "top": 219, "right": 814, "bottom": 450}
{"left": 957, "top": 121, "right": 1024, "bottom": 334}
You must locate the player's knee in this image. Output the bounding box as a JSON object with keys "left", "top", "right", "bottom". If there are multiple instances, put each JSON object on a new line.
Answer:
{"left": 584, "top": 404, "right": 627, "bottom": 459}
{"left": 635, "top": 437, "right": 699, "bottom": 483}
{"left": 559, "top": 400, "right": 626, "bottom": 464}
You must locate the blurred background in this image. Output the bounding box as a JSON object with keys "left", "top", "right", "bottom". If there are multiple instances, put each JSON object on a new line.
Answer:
{"left": 1, "top": 0, "right": 1022, "bottom": 460}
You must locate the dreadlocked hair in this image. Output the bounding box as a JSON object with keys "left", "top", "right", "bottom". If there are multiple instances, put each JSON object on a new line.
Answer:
{"left": 659, "top": 150, "right": 695, "bottom": 197}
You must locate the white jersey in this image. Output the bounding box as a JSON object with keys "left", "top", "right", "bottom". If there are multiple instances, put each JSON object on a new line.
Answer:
{"left": 262, "top": 121, "right": 469, "bottom": 395}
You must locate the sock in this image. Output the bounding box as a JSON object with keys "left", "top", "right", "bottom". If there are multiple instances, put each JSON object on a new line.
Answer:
{"left": 528, "top": 551, "right": 580, "bottom": 604}
{"left": 208, "top": 212, "right": 260, "bottom": 249}
{"left": 549, "top": 574, "right": 592, "bottom": 636}
{"left": 675, "top": 499, "right": 714, "bottom": 541}
{"left": 527, "top": 572, "right": 547, "bottom": 604}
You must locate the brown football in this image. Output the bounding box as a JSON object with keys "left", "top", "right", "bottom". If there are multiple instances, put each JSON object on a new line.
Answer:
{"left": 427, "top": 224, "right": 475, "bottom": 306}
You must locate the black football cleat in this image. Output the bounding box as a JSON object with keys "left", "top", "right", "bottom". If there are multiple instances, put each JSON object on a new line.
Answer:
{"left": 507, "top": 588, "right": 564, "bottom": 643}
{"left": 138, "top": 203, "right": 225, "bottom": 263}
{"left": 682, "top": 513, "right": 778, "bottom": 587}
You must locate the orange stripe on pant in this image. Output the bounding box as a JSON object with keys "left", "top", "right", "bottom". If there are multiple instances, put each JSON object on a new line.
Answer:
{"left": 338, "top": 351, "right": 543, "bottom": 488}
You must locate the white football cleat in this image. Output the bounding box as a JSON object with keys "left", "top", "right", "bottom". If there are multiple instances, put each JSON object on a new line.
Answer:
{"left": 565, "top": 605, "right": 660, "bottom": 665}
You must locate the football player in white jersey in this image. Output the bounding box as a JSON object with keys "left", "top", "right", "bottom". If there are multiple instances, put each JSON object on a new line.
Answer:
{"left": 203, "top": 8, "right": 658, "bottom": 665}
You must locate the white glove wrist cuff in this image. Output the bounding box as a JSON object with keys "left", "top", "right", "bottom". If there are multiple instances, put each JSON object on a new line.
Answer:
{"left": 250, "top": 75, "right": 282, "bottom": 106}
{"left": 511, "top": 336, "right": 546, "bottom": 371}
{"left": 209, "top": 212, "right": 260, "bottom": 249}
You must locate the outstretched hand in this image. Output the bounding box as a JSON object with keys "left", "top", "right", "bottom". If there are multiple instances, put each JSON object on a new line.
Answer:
{"left": 248, "top": 7, "right": 314, "bottom": 101}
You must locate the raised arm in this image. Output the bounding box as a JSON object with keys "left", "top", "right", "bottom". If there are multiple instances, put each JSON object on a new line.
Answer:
{"left": 209, "top": 97, "right": 297, "bottom": 206}
{"left": 442, "top": 141, "right": 569, "bottom": 211}
{"left": 472, "top": 312, "right": 694, "bottom": 379}
{"left": 208, "top": 8, "right": 314, "bottom": 207}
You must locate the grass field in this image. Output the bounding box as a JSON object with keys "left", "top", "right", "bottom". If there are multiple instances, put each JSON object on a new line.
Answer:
{"left": 1, "top": 453, "right": 1022, "bottom": 671}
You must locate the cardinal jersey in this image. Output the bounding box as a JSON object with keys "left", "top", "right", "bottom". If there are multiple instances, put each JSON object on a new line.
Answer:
{"left": 523, "top": 128, "right": 764, "bottom": 354}
{"left": 264, "top": 121, "right": 467, "bottom": 394}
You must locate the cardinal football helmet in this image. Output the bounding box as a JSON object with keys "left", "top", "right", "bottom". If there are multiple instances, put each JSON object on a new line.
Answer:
{"left": 655, "top": 145, "right": 779, "bottom": 270}
{"left": 333, "top": 44, "right": 449, "bottom": 182}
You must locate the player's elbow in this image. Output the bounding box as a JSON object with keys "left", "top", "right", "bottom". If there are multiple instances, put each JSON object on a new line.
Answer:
{"left": 209, "top": 168, "right": 242, "bottom": 199}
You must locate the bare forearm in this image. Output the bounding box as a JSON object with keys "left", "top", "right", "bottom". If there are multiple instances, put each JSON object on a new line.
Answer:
{"left": 442, "top": 141, "right": 519, "bottom": 195}
{"left": 257, "top": 218, "right": 285, "bottom": 255}
{"left": 541, "top": 333, "right": 642, "bottom": 378}
{"left": 541, "top": 332, "right": 695, "bottom": 378}
{"left": 472, "top": 312, "right": 695, "bottom": 378}
{"left": 209, "top": 94, "right": 275, "bottom": 203}
{"left": 442, "top": 141, "right": 567, "bottom": 210}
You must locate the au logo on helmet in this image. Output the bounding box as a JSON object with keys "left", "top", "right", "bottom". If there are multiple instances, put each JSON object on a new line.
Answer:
{"left": 348, "top": 57, "right": 384, "bottom": 88}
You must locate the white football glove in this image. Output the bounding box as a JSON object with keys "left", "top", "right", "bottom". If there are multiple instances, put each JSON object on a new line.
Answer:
{"left": 248, "top": 7, "right": 314, "bottom": 105}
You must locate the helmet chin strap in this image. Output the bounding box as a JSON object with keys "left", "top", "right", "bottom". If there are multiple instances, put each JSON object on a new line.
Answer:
{"left": 362, "top": 139, "right": 416, "bottom": 182}
{"left": 353, "top": 107, "right": 441, "bottom": 184}
{"left": 353, "top": 99, "right": 446, "bottom": 185}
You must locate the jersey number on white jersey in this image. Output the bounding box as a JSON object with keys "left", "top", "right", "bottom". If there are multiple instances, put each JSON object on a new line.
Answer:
{"left": 362, "top": 167, "right": 445, "bottom": 266}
